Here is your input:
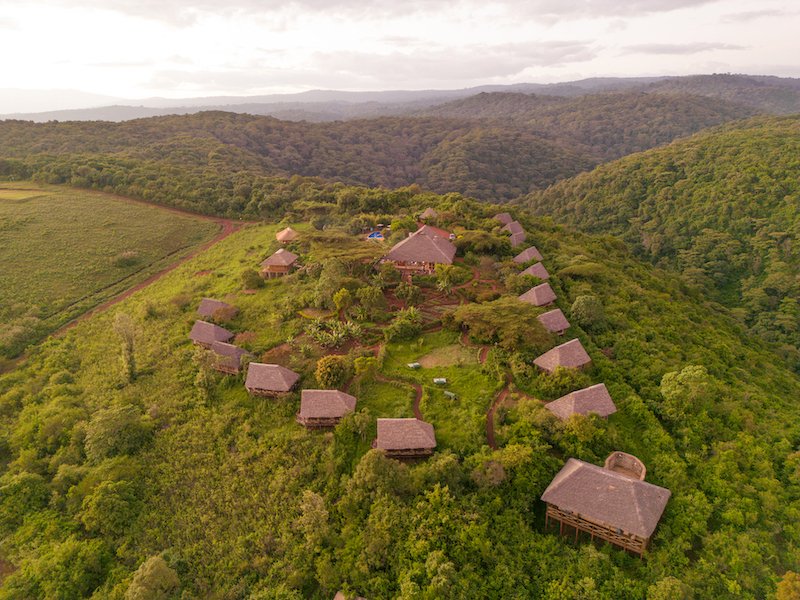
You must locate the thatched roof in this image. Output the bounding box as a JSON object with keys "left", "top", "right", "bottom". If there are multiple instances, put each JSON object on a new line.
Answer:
{"left": 384, "top": 229, "right": 456, "bottom": 265}
{"left": 189, "top": 320, "right": 234, "bottom": 346}
{"left": 417, "top": 224, "right": 452, "bottom": 239}
{"left": 299, "top": 390, "right": 357, "bottom": 419}
{"left": 509, "top": 231, "right": 527, "bottom": 247}
{"left": 519, "top": 282, "right": 556, "bottom": 306}
{"left": 276, "top": 227, "right": 299, "bottom": 242}
{"left": 537, "top": 308, "right": 571, "bottom": 334}
{"left": 521, "top": 262, "right": 550, "bottom": 280}
{"left": 261, "top": 248, "right": 299, "bottom": 267}
{"left": 513, "top": 246, "right": 543, "bottom": 263}
{"left": 541, "top": 458, "right": 671, "bottom": 539}
{"left": 245, "top": 363, "right": 300, "bottom": 392}
{"left": 533, "top": 338, "right": 591, "bottom": 373}
{"left": 494, "top": 212, "right": 514, "bottom": 225}
{"left": 197, "top": 298, "right": 237, "bottom": 319}
{"left": 375, "top": 418, "right": 436, "bottom": 451}
{"left": 210, "top": 341, "right": 250, "bottom": 371}
{"left": 502, "top": 220, "right": 524, "bottom": 235}
{"left": 420, "top": 207, "right": 438, "bottom": 219}
{"left": 545, "top": 383, "right": 617, "bottom": 420}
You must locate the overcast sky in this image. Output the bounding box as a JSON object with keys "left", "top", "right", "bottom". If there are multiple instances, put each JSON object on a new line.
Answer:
{"left": 0, "top": 0, "right": 798, "bottom": 103}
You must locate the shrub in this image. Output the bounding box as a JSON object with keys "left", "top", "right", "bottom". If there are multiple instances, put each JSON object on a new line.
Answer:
{"left": 125, "top": 556, "right": 180, "bottom": 600}
{"left": 84, "top": 405, "right": 153, "bottom": 464}
{"left": 315, "top": 354, "right": 351, "bottom": 389}
{"left": 384, "top": 308, "right": 423, "bottom": 342}
{"left": 570, "top": 295, "right": 606, "bottom": 331}
{"left": 241, "top": 268, "right": 264, "bottom": 290}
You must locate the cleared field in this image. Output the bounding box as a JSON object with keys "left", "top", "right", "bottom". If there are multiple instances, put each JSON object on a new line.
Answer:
{"left": 0, "top": 183, "right": 221, "bottom": 357}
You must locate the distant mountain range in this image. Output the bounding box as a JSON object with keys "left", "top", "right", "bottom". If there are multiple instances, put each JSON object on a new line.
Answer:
{"left": 0, "top": 76, "right": 669, "bottom": 119}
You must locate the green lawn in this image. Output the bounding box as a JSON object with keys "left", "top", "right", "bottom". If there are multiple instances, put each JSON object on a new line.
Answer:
{"left": 0, "top": 183, "right": 220, "bottom": 356}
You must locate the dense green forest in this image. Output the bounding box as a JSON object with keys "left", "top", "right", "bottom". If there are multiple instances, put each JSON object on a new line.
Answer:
{"left": 524, "top": 115, "right": 800, "bottom": 358}
{"left": 0, "top": 113, "right": 591, "bottom": 203}
{"left": 1, "top": 186, "right": 799, "bottom": 598}
{"left": 0, "top": 88, "right": 761, "bottom": 205}
{"left": 419, "top": 91, "right": 757, "bottom": 161}
{"left": 644, "top": 74, "right": 800, "bottom": 115}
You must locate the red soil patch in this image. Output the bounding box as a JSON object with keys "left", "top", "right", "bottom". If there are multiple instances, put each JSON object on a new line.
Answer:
{"left": 195, "top": 269, "right": 213, "bottom": 276}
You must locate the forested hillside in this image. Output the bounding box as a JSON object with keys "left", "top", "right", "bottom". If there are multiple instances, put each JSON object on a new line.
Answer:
{"left": 419, "top": 91, "right": 757, "bottom": 161}
{"left": 0, "top": 113, "right": 592, "bottom": 202}
{"left": 0, "top": 188, "right": 799, "bottom": 598}
{"left": 524, "top": 115, "right": 800, "bottom": 357}
{"left": 645, "top": 74, "right": 800, "bottom": 114}
{"left": 0, "top": 88, "right": 761, "bottom": 206}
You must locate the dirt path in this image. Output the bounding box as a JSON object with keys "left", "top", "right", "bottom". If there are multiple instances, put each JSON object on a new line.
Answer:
{"left": 486, "top": 377, "right": 511, "bottom": 450}
{"left": 459, "top": 329, "right": 507, "bottom": 448}
{"left": 375, "top": 373, "right": 424, "bottom": 420}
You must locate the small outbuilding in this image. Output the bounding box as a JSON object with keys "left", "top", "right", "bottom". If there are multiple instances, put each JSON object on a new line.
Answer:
{"left": 297, "top": 390, "right": 357, "bottom": 428}
{"left": 519, "top": 282, "right": 556, "bottom": 307}
{"left": 210, "top": 341, "right": 250, "bottom": 375}
{"left": 276, "top": 227, "right": 299, "bottom": 243}
{"left": 333, "top": 592, "right": 367, "bottom": 600}
{"left": 494, "top": 212, "right": 514, "bottom": 225}
{"left": 189, "top": 320, "right": 234, "bottom": 348}
{"left": 521, "top": 262, "right": 550, "bottom": 281}
{"left": 541, "top": 455, "right": 670, "bottom": 556}
{"left": 533, "top": 338, "right": 592, "bottom": 373}
{"left": 514, "top": 246, "right": 544, "bottom": 263}
{"left": 245, "top": 363, "right": 300, "bottom": 397}
{"left": 509, "top": 231, "right": 527, "bottom": 247}
{"left": 260, "top": 248, "right": 299, "bottom": 278}
{"left": 382, "top": 228, "right": 456, "bottom": 275}
{"left": 545, "top": 383, "right": 617, "bottom": 420}
{"left": 537, "top": 308, "right": 571, "bottom": 335}
{"left": 197, "top": 298, "right": 238, "bottom": 320}
{"left": 373, "top": 418, "right": 436, "bottom": 459}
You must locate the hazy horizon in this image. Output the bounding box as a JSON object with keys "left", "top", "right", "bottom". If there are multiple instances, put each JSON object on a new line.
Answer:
{"left": 0, "top": 0, "right": 798, "bottom": 113}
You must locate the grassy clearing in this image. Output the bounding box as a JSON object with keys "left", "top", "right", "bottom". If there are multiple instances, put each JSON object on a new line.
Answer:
{"left": 383, "top": 330, "right": 501, "bottom": 452}
{"left": 418, "top": 343, "right": 478, "bottom": 368}
{"left": 0, "top": 182, "right": 220, "bottom": 356}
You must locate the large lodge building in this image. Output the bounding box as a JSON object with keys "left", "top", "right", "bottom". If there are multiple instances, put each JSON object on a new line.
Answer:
{"left": 382, "top": 225, "right": 456, "bottom": 276}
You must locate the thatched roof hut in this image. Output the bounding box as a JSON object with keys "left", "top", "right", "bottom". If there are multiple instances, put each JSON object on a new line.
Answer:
{"left": 419, "top": 207, "right": 438, "bottom": 220}
{"left": 494, "top": 212, "right": 514, "bottom": 225}
{"left": 383, "top": 229, "right": 456, "bottom": 275}
{"left": 197, "top": 298, "right": 237, "bottom": 320}
{"left": 276, "top": 227, "right": 299, "bottom": 243}
{"left": 189, "top": 320, "right": 234, "bottom": 348}
{"left": 519, "top": 282, "right": 556, "bottom": 307}
{"left": 537, "top": 308, "right": 571, "bottom": 335}
{"left": 297, "top": 390, "right": 357, "bottom": 428}
{"left": 509, "top": 231, "right": 527, "bottom": 247}
{"left": 545, "top": 383, "right": 617, "bottom": 420}
{"left": 245, "top": 363, "right": 300, "bottom": 396}
{"left": 210, "top": 341, "right": 250, "bottom": 374}
{"left": 260, "top": 248, "right": 299, "bottom": 278}
{"left": 541, "top": 456, "right": 670, "bottom": 556}
{"left": 521, "top": 262, "right": 550, "bottom": 281}
{"left": 533, "top": 338, "right": 591, "bottom": 373}
{"left": 502, "top": 220, "right": 524, "bottom": 235}
{"left": 373, "top": 418, "right": 436, "bottom": 458}
{"left": 513, "top": 246, "right": 543, "bottom": 263}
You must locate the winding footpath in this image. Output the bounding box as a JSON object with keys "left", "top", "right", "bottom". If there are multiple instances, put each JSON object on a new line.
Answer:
{"left": 459, "top": 329, "right": 507, "bottom": 450}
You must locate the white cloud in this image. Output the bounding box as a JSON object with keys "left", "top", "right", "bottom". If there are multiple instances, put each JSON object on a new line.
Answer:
{"left": 625, "top": 42, "right": 746, "bottom": 55}
{"left": 0, "top": 0, "right": 796, "bottom": 103}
